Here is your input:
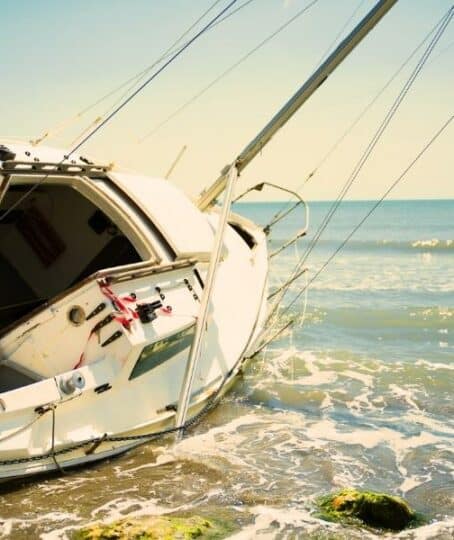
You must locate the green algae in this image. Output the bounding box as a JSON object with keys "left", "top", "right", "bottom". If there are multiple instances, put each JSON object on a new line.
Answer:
{"left": 316, "top": 488, "right": 423, "bottom": 531}
{"left": 73, "top": 514, "right": 234, "bottom": 540}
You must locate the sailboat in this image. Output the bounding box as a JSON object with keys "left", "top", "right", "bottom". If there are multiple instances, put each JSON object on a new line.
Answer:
{"left": 0, "top": 0, "right": 397, "bottom": 481}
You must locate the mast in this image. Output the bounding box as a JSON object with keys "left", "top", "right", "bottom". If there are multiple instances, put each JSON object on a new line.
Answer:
{"left": 197, "top": 0, "right": 398, "bottom": 210}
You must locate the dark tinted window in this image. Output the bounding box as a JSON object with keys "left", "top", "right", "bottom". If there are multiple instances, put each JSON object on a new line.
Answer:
{"left": 0, "top": 184, "right": 142, "bottom": 331}
{"left": 129, "top": 325, "right": 194, "bottom": 380}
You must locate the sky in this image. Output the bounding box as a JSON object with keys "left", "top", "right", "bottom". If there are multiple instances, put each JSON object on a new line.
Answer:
{"left": 1, "top": 0, "right": 453, "bottom": 201}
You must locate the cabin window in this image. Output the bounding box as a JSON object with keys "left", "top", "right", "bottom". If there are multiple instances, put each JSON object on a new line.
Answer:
{"left": 229, "top": 222, "right": 256, "bottom": 249}
{"left": 129, "top": 325, "right": 194, "bottom": 380}
{"left": 0, "top": 183, "right": 142, "bottom": 331}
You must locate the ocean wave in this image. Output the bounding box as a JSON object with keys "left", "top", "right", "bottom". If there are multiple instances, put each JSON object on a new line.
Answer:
{"left": 410, "top": 239, "right": 454, "bottom": 249}
{"left": 268, "top": 237, "right": 454, "bottom": 253}
{"left": 276, "top": 306, "right": 454, "bottom": 331}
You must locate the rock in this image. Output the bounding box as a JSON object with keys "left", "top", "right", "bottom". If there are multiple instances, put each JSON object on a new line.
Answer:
{"left": 73, "top": 514, "right": 233, "bottom": 539}
{"left": 317, "top": 488, "right": 418, "bottom": 531}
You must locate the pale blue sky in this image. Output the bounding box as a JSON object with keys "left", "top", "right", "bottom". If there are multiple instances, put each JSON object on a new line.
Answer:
{"left": 1, "top": 1, "right": 453, "bottom": 200}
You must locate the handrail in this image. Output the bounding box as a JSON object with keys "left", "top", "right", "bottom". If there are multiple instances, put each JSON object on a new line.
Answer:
{"left": 234, "top": 181, "right": 310, "bottom": 258}
{"left": 0, "top": 160, "right": 111, "bottom": 178}
{"left": 175, "top": 164, "right": 238, "bottom": 434}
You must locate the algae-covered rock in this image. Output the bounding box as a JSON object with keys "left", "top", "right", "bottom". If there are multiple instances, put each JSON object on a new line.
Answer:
{"left": 317, "top": 488, "right": 417, "bottom": 531}
{"left": 73, "top": 514, "right": 232, "bottom": 539}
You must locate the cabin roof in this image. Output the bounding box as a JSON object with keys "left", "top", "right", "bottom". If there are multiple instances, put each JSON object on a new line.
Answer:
{"left": 0, "top": 140, "right": 215, "bottom": 261}
{"left": 0, "top": 140, "right": 95, "bottom": 167}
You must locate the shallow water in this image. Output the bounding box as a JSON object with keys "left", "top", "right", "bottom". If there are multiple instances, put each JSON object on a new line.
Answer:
{"left": 0, "top": 200, "right": 453, "bottom": 539}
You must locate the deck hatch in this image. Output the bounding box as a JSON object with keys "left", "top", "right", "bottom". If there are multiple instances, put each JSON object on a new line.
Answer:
{"left": 129, "top": 325, "right": 195, "bottom": 380}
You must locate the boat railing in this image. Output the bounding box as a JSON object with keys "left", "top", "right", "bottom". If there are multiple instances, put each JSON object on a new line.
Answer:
{"left": 234, "top": 181, "right": 310, "bottom": 259}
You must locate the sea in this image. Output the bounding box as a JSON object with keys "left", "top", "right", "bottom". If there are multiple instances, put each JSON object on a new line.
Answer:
{"left": 0, "top": 199, "right": 452, "bottom": 539}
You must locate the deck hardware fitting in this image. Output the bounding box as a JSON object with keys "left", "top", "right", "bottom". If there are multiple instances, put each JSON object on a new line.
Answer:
{"left": 34, "top": 404, "right": 54, "bottom": 415}
{"left": 136, "top": 301, "right": 162, "bottom": 324}
{"left": 94, "top": 383, "right": 112, "bottom": 394}
{"left": 193, "top": 269, "right": 205, "bottom": 289}
{"left": 155, "top": 286, "right": 165, "bottom": 301}
{"left": 60, "top": 372, "right": 85, "bottom": 395}
{"left": 85, "top": 433, "right": 108, "bottom": 455}
{"left": 101, "top": 331, "right": 123, "bottom": 347}
{"left": 68, "top": 306, "right": 86, "bottom": 326}
{"left": 86, "top": 302, "right": 107, "bottom": 320}
{"left": 92, "top": 313, "right": 115, "bottom": 333}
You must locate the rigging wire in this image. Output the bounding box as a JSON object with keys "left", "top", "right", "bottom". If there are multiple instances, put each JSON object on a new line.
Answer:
{"left": 69, "top": 0, "right": 260, "bottom": 148}
{"left": 281, "top": 114, "right": 453, "bottom": 316}
{"left": 267, "top": 7, "right": 452, "bottom": 228}
{"left": 429, "top": 37, "right": 454, "bottom": 63}
{"left": 0, "top": 0, "right": 240, "bottom": 224}
{"left": 137, "top": 0, "right": 320, "bottom": 143}
{"left": 314, "top": 0, "right": 367, "bottom": 68}
{"left": 32, "top": 0, "right": 256, "bottom": 147}
{"left": 0, "top": 116, "right": 451, "bottom": 466}
{"left": 278, "top": 4, "right": 454, "bottom": 297}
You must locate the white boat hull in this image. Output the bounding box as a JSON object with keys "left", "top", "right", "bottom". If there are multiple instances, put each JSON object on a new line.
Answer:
{"left": 0, "top": 199, "right": 268, "bottom": 481}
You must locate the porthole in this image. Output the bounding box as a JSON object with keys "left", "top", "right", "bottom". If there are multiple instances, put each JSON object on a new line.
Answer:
{"left": 68, "top": 306, "right": 86, "bottom": 326}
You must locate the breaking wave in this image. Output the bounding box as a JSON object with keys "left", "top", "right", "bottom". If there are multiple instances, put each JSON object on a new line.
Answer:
{"left": 268, "top": 237, "right": 454, "bottom": 253}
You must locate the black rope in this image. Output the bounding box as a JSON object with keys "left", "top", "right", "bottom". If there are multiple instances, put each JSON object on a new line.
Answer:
{"left": 0, "top": 0, "right": 239, "bottom": 225}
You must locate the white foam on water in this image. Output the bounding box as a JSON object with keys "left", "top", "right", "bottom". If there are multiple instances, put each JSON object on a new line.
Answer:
{"left": 320, "top": 392, "right": 333, "bottom": 409}
{"left": 342, "top": 370, "right": 375, "bottom": 387}
{"left": 41, "top": 495, "right": 187, "bottom": 540}
{"left": 411, "top": 239, "right": 454, "bottom": 249}
{"left": 114, "top": 450, "right": 176, "bottom": 478}
{"left": 0, "top": 511, "right": 81, "bottom": 540}
{"left": 282, "top": 412, "right": 444, "bottom": 493}
{"left": 346, "top": 388, "right": 375, "bottom": 412}
{"left": 165, "top": 413, "right": 274, "bottom": 480}
{"left": 415, "top": 359, "right": 454, "bottom": 371}
{"left": 396, "top": 518, "right": 454, "bottom": 539}
{"left": 399, "top": 474, "right": 431, "bottom": 494}
{"left": 228, "top": 504, "right": 340, "bottom": 539}
{"left": 341, "top": 369, "right": 376, "bottom": 413}
{"left": 229, "top": 507, "right": 454, "bottom": 540}
{"left": 403, "top": 411, "right": 454, "bottom": 437}
{"left": 88, "top": 496, "right": 169, "bottom": 522}
{"left": 270, "top": 349, "right": 339, "bottom": 386}
{"left": 389, "top": 384, "right": 422, "bottom": 411}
